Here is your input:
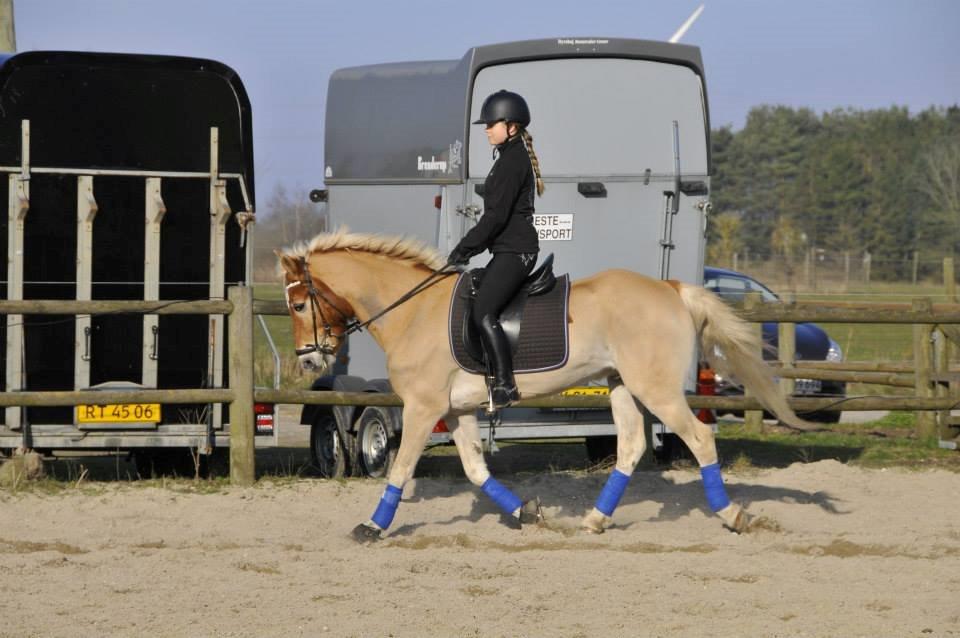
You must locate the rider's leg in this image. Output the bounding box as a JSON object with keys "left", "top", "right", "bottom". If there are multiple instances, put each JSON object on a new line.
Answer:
{"left": 473, "top": 252, "right": 535, "bottom": 408}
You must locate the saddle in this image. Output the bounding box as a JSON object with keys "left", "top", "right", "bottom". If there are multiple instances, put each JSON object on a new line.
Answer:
{"left": 448, "top": 254, "right": 571, "bottom": 375}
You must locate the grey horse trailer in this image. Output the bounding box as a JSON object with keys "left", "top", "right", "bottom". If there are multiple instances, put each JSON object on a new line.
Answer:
{"left": 306, "top": 37, "right": 713, "bottom": 476}
{"left": 0, "top": 51, "right": 279, "bottom": 464}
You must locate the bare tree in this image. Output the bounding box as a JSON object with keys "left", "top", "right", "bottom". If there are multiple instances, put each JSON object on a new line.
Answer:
{"left": 771, "top": 215, "right": 805, "bottom": 289}
{"left": 916, "top": 140, "right": 960, "bottom": 251}
{"left": 706, "top": 213, "right": 742, "bottom": 268}
{"left": 253, "top": 183, "right": 328, "bottom": 280}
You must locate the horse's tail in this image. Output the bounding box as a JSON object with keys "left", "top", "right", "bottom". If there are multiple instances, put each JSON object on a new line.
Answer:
{"left": 675, "top": 282, "right": 808, "bottom": 428}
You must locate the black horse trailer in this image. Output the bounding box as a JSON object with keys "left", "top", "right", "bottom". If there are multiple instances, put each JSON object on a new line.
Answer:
{"left": 0, "top": 51, "right": 276, "bottom": 457}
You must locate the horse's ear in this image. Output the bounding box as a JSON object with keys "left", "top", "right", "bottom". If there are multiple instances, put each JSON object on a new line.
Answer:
{"left": 275, "top": 251, "right": 301, "bottom": 279}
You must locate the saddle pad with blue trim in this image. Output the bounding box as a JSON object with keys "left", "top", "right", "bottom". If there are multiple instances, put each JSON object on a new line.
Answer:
{"left": 448, "top": 272, "right": 571, "bottom": 374}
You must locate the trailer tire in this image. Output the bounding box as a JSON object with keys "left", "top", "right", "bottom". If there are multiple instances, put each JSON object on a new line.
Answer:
{"left": 652, "top": 433, "right": 693, "bottom": 464}
{"left": 356, "top": 406, "right": 398, "bottom": 479}
{"left": 584, "top": 435, "right": 617, "bottom": 465}
{"left": 309, "top": 414, "right": 349, "bottom": 479}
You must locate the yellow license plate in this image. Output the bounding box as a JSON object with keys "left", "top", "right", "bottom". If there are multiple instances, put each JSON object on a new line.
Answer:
{"left": 561, "top": 386, "right": 610, "bottom": 396}
{"left": 77, "top": 403, "right": 161, "bottom": 423}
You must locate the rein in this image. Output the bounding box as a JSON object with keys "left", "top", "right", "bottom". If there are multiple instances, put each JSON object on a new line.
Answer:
{"left": 294, "top": 256, "right": 457, "bottom": 356}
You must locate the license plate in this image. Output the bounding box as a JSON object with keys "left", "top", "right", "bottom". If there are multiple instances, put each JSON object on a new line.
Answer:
{"left": 561, "top": 386, "right": 609, "bottom": 396}
{"left": 77, "top": 403, "right": 161, "bottom": 423}
{"left": 794, "top": 379, "right": 823, "bottom": 395}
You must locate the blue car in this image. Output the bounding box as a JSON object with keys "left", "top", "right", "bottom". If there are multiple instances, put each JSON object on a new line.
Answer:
{"left": 703, "top": 266, "right": 844, "bottom": 423}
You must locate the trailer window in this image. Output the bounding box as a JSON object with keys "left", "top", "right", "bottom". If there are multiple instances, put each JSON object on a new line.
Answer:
{"left": 469, "top": 58, "right": 708, "bottom": 179}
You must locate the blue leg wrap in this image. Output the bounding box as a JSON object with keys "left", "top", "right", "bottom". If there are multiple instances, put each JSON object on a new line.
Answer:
{"left": 370, "top": 484, "right": 403, "bottom": 530}
{"left": 700, "top": 463, "right": 731, "bottom": 512}
{"left": 481, "top": 477, "right": 523, "bottom": 515}
{"left": 595, "top": 469, "right": 631, "bottom": 516}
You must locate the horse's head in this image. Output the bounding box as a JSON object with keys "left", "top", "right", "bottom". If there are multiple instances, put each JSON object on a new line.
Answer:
{"left": 277, "top": 252, "right": 355, "bottom": 375}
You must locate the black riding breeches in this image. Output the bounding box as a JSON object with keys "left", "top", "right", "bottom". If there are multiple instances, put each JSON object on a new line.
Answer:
{"left": 473, "top": 252, "right": 537, "bottom": 328}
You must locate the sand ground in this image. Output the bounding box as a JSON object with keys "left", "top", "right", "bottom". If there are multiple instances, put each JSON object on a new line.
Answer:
{"left": 2, "top": 428, "right": 959, "bottom": 638}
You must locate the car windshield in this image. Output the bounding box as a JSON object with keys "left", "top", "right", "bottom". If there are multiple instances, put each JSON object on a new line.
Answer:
{"left": 704, "top": 273, "right": 780, "bottom": 304}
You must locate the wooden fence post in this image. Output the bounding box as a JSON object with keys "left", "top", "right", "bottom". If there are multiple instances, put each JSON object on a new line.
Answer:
{"left": 943, "top": 257, "right": 958, "bottom": 442}
{"left": 228, "top": 285, "right": 255, "bottom": 486}
{"left": 912, "top": 297, "right": 936, "bottom": 439}
{"left": 744, "top": 292, "right": 764, "bottom": 433}
{"left": 778, "top": 292, "right": 796, "bottom": 399}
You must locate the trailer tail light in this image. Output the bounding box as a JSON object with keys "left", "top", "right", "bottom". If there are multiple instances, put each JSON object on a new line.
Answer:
{"left": 695, "top": 365, "right": 716, "bottom": 424}
{"left": 432, "top": 419, "right": 448, "bottom": 433}
{"left": 434, "top": 195, "right": 442, "bottom": 209}
{"left": 254, "top": 402, "right": 275, "bottom": 435}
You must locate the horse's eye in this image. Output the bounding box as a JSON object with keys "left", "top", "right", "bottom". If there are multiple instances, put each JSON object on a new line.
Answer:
{"left": 293, "top": 303, "right": 306, "bottom": 313}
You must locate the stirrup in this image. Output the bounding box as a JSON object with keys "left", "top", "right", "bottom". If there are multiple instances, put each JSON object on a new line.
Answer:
{"left": 488, "top": 383, "right": 520, "bottom": 411}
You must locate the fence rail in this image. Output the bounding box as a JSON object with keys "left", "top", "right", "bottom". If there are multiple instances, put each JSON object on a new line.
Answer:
{"left": 2, "top": 289, "right": 959, "bottom": 484}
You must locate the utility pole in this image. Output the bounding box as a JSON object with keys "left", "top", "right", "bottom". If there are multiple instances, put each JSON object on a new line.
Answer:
{"left": 0, "top": 0, "right": 15, "bottom": 53}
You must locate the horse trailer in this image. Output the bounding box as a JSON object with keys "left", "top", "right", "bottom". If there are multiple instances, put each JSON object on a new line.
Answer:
{"left": 307, "top": 37, "right": 714, "bottom": 476}
{"left": 0, "top": 51, "right": 279, "bottom": 463}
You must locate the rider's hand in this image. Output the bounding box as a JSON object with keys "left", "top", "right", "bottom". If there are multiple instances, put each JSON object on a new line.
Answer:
{"left": 447, "top": 247, "right": 470, "bottom": 266}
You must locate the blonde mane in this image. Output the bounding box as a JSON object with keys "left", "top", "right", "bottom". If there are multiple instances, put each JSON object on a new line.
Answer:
{"left": 283, "top": 226, "right": 446, "bottom": 271}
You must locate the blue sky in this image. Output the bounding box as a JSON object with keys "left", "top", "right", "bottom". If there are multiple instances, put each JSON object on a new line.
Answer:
{"left": 14, "top": 0, "right": 960, "bottom": 207}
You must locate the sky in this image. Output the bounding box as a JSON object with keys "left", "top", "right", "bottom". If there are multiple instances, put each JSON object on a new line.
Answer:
{"left": 13, "top": 0, "right": 960, "bottom": 211}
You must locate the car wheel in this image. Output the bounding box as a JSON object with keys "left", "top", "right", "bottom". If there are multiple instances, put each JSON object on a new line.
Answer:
{"left": 356, "top": 406, "right": 398, "bottom": 479}
{"left": 803, "top": 410, "right": 842, "bottom": 424}
{"left": 310, "top": 414, "right": 349, "bottom": 478}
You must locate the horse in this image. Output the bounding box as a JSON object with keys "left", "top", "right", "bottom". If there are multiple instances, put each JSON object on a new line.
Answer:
{"left": 276, "top": 228, "right": 803, "bottom": 543}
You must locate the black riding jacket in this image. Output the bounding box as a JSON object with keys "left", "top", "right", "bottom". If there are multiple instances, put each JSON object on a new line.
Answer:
{"left": 455, "top": 134, "right": 539, "bottom": 256}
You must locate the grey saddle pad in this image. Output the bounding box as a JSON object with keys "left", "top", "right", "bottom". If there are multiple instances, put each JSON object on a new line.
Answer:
{"left": 447, "top": 271, "right": 571, "bottom": 375}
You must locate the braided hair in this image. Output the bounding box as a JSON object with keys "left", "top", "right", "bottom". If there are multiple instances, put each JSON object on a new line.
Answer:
{"left": 520, "top": 128, "right": 545, "bottom": 197}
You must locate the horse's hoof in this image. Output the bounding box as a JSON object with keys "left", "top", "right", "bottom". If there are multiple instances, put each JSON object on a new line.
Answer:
{"left": 351, "top": 523, "right": 382, "bottom": 544}
{"left": 518, "top": 497, "right": 544, "bottom": 526}
{"left": 580, "top": 508, "right": 607, "bottom": 534}
{"left": 724, "top": 509, "right": 753, "bottom": 534}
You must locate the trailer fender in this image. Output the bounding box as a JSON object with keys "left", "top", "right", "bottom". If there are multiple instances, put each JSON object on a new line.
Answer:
{"left": 361, "top": 379, "right": 403, "bottom": 434}
{"left": 300, "top": 374, "right": 369, "bottom": 432}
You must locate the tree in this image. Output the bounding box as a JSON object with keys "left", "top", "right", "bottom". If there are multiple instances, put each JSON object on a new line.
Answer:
{"left": 706, "top": 213, "right": 742, "bottom": 268}
{"left": 770, "top": 215, "right": 806, "bottom": 288}
{"left": 253, "top": 183, "right": 328, "bottom": 280}
{"left": 915, "top": 139, "right": 960, "bottom": 255}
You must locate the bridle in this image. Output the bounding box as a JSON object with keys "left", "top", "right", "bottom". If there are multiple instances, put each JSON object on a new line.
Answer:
{"left": 289, "top": 256, "right": 457, "bottom": 358}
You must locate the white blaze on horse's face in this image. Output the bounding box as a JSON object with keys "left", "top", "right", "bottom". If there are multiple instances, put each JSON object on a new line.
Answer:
{"left": 284, "top": 280, "right": 337, "bottom": 375}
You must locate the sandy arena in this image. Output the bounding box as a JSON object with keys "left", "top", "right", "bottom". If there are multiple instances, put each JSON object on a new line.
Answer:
{"left": 1, "top": 445, "right": 959, "bottom": 638}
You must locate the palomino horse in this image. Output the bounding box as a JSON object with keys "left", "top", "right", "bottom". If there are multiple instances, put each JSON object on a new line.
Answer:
{"left": 277, "top": 229, "right": 803, "bottom": 542}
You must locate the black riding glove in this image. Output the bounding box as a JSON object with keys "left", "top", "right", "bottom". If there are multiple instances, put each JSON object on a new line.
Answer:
{"left": 447, "top": 247, "right": 470, "bottom": 266}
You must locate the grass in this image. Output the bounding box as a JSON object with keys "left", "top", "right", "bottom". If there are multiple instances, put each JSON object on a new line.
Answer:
{"left": 714, "top": 413, "right": 960, "bottom": 471}
{"left": 253, "top": 284, "right": 309, "bottom": 389}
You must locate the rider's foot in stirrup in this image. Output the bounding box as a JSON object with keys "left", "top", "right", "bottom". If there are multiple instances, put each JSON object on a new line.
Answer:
{"left": 489, "top": 384, "right": 520, "bottom": 410}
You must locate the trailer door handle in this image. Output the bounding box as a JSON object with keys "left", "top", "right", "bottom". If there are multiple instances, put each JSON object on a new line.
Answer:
{"left": 150, "top": 325, "right": 159, "bottom": 361}
{"left": 577, "top": 182, "right": 607, "bottom": 198}
{"left": 82, "top": 326, "right": 92, "bottom": 361}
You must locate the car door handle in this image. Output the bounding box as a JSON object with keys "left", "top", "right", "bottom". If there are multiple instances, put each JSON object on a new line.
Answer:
{"left": 577, "top": 182, "right": 607, "bottom": 198}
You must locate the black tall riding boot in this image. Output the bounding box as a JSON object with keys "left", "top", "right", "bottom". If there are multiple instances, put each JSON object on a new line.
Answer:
{"left": 478, "top": 315, "right": 520, "bottom": 409}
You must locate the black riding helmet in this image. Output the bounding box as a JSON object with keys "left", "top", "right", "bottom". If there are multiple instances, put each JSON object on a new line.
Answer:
{"left": 473, "top": 90, "right": 531, "bottom": 128}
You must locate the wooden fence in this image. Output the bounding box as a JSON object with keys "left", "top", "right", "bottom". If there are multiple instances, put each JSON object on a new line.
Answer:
{"left": 2, "top": 287, "right": 959, "bottom": 484}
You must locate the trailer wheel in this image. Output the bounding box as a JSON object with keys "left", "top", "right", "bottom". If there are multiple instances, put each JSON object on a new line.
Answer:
{"left": 584, "top": 435, "right": 617, "bottom": 465}
{"left": 309, "top": 414, "right": 349, "bottom": 478}
{"left": 652, "top": 433, "right": 693, "bottom": 464}
{"left": 356, "top": 406, "right": 398, "bottom": 479}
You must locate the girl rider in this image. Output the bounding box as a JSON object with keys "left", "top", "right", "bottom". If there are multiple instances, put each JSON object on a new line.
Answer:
{"left": 447, "top": 90, "right": 546, "bottom": 410}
